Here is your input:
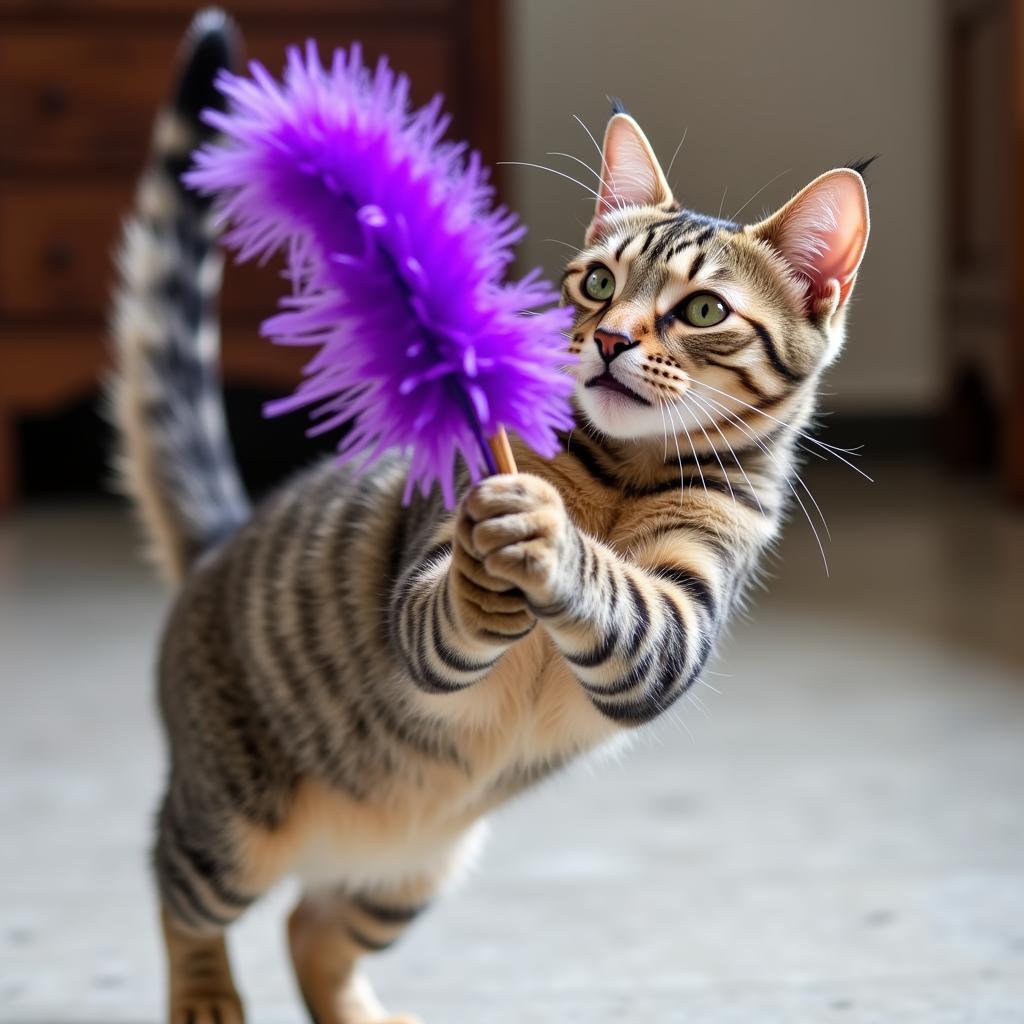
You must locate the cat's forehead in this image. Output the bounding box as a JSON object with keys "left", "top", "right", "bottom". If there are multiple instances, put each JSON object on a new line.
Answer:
{"left": 596, "top": 205, "right": 738, "bottom": 258}
{"left": 583, "top": 205, "right": 745, "bottom": 299}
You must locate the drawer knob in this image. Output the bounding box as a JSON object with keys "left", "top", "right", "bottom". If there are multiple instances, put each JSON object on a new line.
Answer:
{"left": 38, "top": 84, "right": 70, "bottom": 117}
{"left": 44, "top": 241, "right": 75, "bottom": 273}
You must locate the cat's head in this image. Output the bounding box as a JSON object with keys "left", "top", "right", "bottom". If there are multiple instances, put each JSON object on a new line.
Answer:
{"left": 564, "top": 112, "right": 870, "bottom": 443}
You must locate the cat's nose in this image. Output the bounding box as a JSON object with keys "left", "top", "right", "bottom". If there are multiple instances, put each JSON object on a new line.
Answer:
{"left": 593, "top": 328, "right": 638, "bottom": 366}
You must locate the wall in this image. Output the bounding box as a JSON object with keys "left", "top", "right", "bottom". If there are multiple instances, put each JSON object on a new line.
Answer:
{"left": 505, "top": 0, "right": 943, "bottom": 414}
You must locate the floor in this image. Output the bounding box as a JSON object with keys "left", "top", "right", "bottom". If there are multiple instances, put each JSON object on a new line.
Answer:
{"left": 1, "top": 461, "right": 1023, "bottom": 1023}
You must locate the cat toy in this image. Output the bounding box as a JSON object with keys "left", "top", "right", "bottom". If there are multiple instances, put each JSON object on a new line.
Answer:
{"left": 186, "top": 42, "right": 574, "bottom": 506}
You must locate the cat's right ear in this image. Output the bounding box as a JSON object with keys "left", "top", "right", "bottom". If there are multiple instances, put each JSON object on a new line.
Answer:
{"left": 586, "top": 113, "right": 673, "bottom": 245}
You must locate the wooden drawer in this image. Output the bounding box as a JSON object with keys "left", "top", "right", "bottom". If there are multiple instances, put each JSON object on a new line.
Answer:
{"left": 0, "top": 1, "right": 452, "bottom": 14}
{"left": 0, "top": 324, "right": 308, "bottom": 407}
{"left": 0, "top": 27, "right": 454, "bottom": 171}
{"left": 0, "top": 181, "right": 292, "bottom": 321}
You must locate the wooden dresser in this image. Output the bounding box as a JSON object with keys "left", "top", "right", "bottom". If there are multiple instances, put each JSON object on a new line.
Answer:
{"left": 0, "top": 0, "right": 503, "bottom": 508}
{"left": 944, "top": 0, "right": 1024, "bottom": 499}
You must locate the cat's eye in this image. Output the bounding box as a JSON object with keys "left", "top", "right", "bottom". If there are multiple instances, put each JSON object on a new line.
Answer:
{"left": 582, "top": 265, "right": 616, "bottom": 302}
{"left": 683, "top": 292, "right": 728, "bottom": 328}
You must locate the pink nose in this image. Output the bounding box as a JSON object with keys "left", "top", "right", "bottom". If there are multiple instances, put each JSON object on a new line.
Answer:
{"left": 593, "top": 328, "right": 636, "bottom": 364}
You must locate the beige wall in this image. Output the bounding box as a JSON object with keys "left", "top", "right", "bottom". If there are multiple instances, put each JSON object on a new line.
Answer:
{"left": 505, "top": 0, "right": 942, "bottom": 414}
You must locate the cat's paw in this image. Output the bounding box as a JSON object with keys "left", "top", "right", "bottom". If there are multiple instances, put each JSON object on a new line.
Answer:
{"left": 460, "top": 474, "right": 578, "bottom": 613}
{"left": 170, "top": 995, "right": 244, "bottom": 1024}
{"left": 451, "top": 490, "right": 537, "bottom": 644}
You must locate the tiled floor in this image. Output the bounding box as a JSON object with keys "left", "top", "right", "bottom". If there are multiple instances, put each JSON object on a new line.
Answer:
{"left": 1, "top": 461, "right": 1023, "bottom": 1023}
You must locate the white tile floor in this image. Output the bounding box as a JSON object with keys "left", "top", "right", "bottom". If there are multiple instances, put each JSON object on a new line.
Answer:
{"left": 1, "top": 462, "right": 1023, "bottom": 1023}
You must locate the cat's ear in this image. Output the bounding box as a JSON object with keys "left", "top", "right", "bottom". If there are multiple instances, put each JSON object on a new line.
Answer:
{"left": 587, "top": 113, "right": 673, "bottom": 244}
{"left": 751, "top": 169, "right": 869, "bottom": 318}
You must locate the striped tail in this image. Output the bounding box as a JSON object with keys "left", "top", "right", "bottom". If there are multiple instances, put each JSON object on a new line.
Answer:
{"left": 110, "top": 9, "right": 249, "bottom": 584}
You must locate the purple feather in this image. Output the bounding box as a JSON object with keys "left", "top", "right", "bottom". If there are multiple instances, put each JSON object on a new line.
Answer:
{"left": 185, "top": 42, "right": 575, "bottom": 506}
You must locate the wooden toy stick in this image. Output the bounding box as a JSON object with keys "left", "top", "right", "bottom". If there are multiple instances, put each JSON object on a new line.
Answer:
{"left": 488, "top": 426, "right": 518, "bottom": 475}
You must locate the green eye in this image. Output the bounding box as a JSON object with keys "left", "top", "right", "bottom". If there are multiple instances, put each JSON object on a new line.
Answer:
{"left": 683, "top": 292, "right": 728, "bottom": 328}
{"left": 582, "top": 265, "right": 616, "bottom": 302}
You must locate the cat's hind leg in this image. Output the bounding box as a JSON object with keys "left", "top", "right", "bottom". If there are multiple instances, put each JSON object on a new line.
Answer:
{"left": 161, "top": 910, "right": 245, "bottom": 1024}
{"left": 287, "top": 877, "right": 436, "bottom": 1024}
{"left": 154, "top": 794, "right": 274, "bottom": 1024}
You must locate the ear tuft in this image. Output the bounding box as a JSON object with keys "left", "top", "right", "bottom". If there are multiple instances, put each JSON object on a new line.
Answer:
{"left": 846, "top": 155, "right": 878, "bottom": 180}
{"left": 752, "top": 168, "right": 869, "bottom": 313}
{"left": 587, "top": 114, "right": 672, "bottom": 243}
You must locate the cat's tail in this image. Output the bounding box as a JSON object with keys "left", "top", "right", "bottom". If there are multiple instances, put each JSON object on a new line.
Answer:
{"left": 109, "top": 9, "right": 249, "bottom": 585}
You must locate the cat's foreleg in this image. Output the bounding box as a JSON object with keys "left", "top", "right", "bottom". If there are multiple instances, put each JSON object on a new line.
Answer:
{"left": 389, "top": 518, "right": 536, "bottom": 695}
{"left": 463, "top": 473, "right": 723, "bottom": 726}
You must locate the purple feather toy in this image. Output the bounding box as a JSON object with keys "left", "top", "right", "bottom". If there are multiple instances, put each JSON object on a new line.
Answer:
{"left": 186, "top": 42, "right": 575, "bottom": 506}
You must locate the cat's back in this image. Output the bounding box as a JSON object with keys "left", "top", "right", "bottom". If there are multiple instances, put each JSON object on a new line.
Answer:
{"left": 156, "top": 455, "right": 416, "bottom": 762}
{"left": 176, "top": 452, "right": 409, "bottom": 622}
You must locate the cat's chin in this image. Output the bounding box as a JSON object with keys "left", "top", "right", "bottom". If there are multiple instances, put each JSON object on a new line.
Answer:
{"left": 574, "top": 383, "right": 675, "bottom": 441}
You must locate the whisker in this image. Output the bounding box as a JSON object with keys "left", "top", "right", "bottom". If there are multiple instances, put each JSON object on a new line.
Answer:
{"left": 547, "top": 150, "right": 622, "bottom": 201}
{"left": 657, "top": 400, "right": 670, "bottom": 461}
{"left": 687, "top": 691, "right": 711, "bottom": 720}
{"left": 686, "top": 389, "right": 831, "bottom": 569}
{"left": 497, "top": 161, "right": 603, "bottom": 203}
{"left": 665, "top": 126, "right": 688, "bottom": 181}
{"left": 688, "top": 688, "right": 712, "bottom": 720}
{"left": 727, "top": 167, "right": 791, "bottom": 224}
{"left": 688, "top": 378, "right": 873, "bottom": 480}
{"left": 572, "top": 113, "right": 604, "bottom": 165}
{"left": 797, "top": 437, "right": 864, "bottom": 457}
{"left": 694, "top": 389, "right": 833, "bottom": 541}
{"left": 553, "top": 158, "right": 626, "bottom": 213}
{"left": 800, "top": 445, "right": 830, "bottom": 462}
{"left": 548, "top": 150, "right": 600, "bottom": 182}
{"left": 544, "top": 237, "right": 583, "bottom": 253}
{"left": 681, "top": 394, "right": 738, "bottom": 507}
{"left": 674, "top": 705, "right": 695, "bottom": 741}
{"left": 676, "top": 410, "right": 708, "bottom": 498}
{"left": 660, "top": 399, "right": 688, "bottom": 508}
{"left": 595, "top": 167, "right": 653, "bottom": 213}
{"left": 679, "top": 393, "right": 765, "bottom": 515}
{"left": 665, "top": 403, "right": 722, "bottom": 544}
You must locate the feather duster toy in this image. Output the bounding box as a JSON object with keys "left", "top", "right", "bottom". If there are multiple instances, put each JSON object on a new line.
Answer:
{"left": 185, "top": 42, "right": 574, "bottom": 506}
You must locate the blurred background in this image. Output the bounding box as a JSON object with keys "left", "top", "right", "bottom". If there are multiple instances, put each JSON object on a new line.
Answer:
{"left": 1, "top": 1, "right": 1022, "bottom": 1021}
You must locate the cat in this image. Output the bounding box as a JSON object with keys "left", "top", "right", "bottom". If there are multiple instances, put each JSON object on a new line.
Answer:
{"left": 110, "top": 11, "right": 869, "bottom": 1024}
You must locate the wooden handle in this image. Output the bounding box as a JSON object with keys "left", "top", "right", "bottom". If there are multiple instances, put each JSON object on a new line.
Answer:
{"left": 487, "top": 425, "right": 517, "bottom": 474}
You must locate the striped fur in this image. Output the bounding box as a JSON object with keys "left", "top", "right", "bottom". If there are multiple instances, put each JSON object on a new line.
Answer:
{"left": 114, "top": 30, "right": 868, "bottom": 1024}
{"left": 109, "top": 9, "right": 248, "bottom": 584}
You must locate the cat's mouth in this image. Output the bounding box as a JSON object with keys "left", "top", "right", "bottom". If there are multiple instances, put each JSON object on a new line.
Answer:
{"left": 584, "top": 372, "right": 651, "bottom": 407}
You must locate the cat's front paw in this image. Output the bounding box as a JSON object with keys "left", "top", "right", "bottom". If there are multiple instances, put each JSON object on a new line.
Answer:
{"left": 461, "top": 474, "right": 579, "bottom": 614}
{"left": 451, "top": 488, "right": 537, "bottom": 644}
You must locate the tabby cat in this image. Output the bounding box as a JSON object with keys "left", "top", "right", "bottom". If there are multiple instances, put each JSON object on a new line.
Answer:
{"left": 111, "top": 11, "right": 869, "bottom": 1024}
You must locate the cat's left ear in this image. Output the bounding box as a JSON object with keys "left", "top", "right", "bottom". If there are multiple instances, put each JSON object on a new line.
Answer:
{"left": 586, "top": 113, "right": 673, "bottom": 245}
{"left": 751, "top": 169, "right": 869, "bottom": 319}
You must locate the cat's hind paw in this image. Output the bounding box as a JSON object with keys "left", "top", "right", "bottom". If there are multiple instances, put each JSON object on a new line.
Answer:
{"left": 170, "top": 994, "right": 244, "bottom": 1024}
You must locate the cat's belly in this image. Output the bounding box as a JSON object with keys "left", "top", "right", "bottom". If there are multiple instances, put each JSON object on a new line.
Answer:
{"left": 233, "top": 773, "right": 490, "bottom": 891}
{"left": 230, "top": 630, "right": 618, "bottom": 893}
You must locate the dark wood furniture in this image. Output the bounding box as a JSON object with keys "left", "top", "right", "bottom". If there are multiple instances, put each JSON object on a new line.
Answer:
{"left": 0, "top": 0, "right": 503, "bottom": 508}
{"left": 945, "top": 0, "right": 1024, "bottom": 499}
